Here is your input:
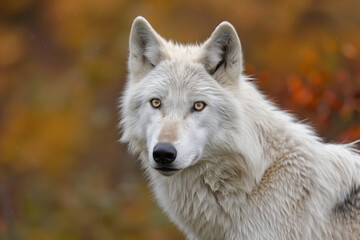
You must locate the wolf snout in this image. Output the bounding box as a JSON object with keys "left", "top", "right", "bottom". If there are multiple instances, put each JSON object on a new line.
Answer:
{"left": 153, "top": 142, "right": 177, "bottom": 164}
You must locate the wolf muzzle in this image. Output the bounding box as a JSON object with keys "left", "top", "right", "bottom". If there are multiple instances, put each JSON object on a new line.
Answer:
{"left": 152, "top": 142, "right": 179, "bottom": 176}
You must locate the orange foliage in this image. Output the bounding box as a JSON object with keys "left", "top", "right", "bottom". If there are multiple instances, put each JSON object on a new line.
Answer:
{"left": 0, "top": 0, "right": 359, "bottom": 239}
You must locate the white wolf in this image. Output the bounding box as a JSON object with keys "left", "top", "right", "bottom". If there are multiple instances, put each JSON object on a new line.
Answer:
{"left": 120, "top": 16, "right": 360, "bottom": 239}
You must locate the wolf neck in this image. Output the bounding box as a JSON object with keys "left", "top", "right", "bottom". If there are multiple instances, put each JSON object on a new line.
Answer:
{"left": 230, "top": 78, "right": 284, "bottom": 192}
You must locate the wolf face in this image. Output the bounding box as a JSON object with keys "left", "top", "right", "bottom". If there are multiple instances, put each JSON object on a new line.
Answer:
{"left": 121, "top": 17, "right": 244, "bottom": 176}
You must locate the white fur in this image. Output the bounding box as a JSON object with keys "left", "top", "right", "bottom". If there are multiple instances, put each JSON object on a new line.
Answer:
{"left": 120, "top": 16, "right": 360, "bottom": 239}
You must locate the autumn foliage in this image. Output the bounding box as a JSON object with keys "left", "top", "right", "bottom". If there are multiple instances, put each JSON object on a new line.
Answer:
{"left": 0, "top": 0, "right": 359, "bottom": 239}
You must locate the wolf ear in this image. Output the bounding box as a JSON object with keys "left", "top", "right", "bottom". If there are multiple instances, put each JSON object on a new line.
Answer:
{"left": 201, "top": 22, "right": 243, "bottom": 86}
{"left": 128, "top": 16, "right": 165, "bottom": 78}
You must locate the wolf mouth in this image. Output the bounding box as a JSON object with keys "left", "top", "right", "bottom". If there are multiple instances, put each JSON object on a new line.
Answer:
{"left": 154, "top": 167, "right": 180, "bottom": 176}
{"left": 155, "top": 167, "right": 179, "bottom": 172}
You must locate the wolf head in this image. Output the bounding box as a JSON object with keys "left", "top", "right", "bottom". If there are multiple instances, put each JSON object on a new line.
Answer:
{"left": 121, "top": 17, "right": 246, "bottom": 177}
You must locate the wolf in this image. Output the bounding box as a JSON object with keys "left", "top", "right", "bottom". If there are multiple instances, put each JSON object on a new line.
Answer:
{"left": 120, "top": 16, "right": 360, "bottom": 239}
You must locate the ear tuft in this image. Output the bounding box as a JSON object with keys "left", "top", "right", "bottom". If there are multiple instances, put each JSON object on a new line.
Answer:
{"left": 128, "top": 17, "right": 165, "bottom": 78}
{"left": 202, "top": 21, "right": 243, "bottom": 86}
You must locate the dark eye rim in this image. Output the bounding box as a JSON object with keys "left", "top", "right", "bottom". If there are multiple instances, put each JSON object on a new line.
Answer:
{"left": 150, "top": 98, "right": 161, "bottom": 109}
{"left": 193, "top": 101, "right": 207, "bottom": 111}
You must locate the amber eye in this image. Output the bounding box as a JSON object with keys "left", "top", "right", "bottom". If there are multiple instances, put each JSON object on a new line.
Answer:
{"left": 193, "top": 101, "right": 206, "bottom": 111}
{"left": 150, "top": 98, "right": 161, "bottom": 109}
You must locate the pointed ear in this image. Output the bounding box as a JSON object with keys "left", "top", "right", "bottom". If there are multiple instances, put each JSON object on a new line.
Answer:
{"left": 201, "top": 22, "right": 243, "bottom": 86}
{"left": 128, "top": 16, "right": 166, "bottom": 78}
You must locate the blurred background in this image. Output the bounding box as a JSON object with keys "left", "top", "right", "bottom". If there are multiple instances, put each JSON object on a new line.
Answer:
{"left": 0, "top": 0, "right": 360, "bottom": 239}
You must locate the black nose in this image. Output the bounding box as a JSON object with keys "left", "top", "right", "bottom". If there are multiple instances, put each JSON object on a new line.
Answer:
{"left": 153, "top": 142, "right": 177, "bottom": 164}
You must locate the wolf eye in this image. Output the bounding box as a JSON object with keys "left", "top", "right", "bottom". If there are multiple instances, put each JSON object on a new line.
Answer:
{"left": 150, "top": 98, "right": 161, "bottom": 109}
{"left": 193, "top": 101, "right": 206, "bottom": 111}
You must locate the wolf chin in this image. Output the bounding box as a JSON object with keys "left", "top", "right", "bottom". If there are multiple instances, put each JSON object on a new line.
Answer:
{"left": 120, "top": 16, "right": 360, "bottom": 239}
